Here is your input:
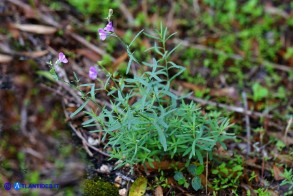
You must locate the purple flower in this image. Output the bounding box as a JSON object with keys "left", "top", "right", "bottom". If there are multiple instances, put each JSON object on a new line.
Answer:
{"left": 58, "top": 52, "right": 68, "bottom": 63}
{"left": 98, "top": 21, "right": 114, "bottom": 41}
{"left": 104, "top": 21, "right": 114, "bottom": 32}
{"left": 89, "top": 66, "right": 98, "bottom": 80}
{"left": 98, "top": 29, "right": 107, "bottom": 41}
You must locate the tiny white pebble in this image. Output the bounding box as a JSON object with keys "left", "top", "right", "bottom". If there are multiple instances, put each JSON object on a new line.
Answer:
{"left": 115, "top": 176, "right": 122, "bottom": 184}
{"left": 99, "top": 164, "right": 111, "bottom": 173}
{"left": 88, "top": 137, "right": 99, "bottom": 146}
{"left": 119, "top": 188, "right": 127, "bottom": 196}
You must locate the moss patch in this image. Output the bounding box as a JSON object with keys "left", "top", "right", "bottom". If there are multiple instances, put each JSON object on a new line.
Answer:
{"left": 82, "top": 178, "right": 119, "bottom": 196}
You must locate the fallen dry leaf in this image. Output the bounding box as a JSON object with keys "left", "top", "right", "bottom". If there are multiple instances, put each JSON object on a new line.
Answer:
{"left": 76, "top": 49, "right": 101, "bottom": 62}
{"left": 274, "top": 154, "right": 293, "bottom": 167}
{"left": 179, "top": 81, "right": 205, "bottom": 91}
{"left": 269, "top": 131, "right": 293, "bottom": 145}
{"left": 0, "top": 54, "right": 13, "bottom": 63}
{"left": 7, "top": 0, "right": 37, "bottom": 18}
{"left": 20, "top": 50, "right": 48, "bottom": 58}
{"left": 113, "top": 52, "right": 128, "bottom": 70}
{"left": 11, "top": 24, "right": 57, "bottom": 34}
{"left": 139, "top": 160, "right": 185, "bottom": 171}
{"left": 273, "top": 165, "right": 284, "bottom": 181}
{"left": 154, "top": 186, "right": 163, "bottom": 196}
{"left": 210, "top": 87, "right": 239, "bottom": 100}
{"left": 129, "top": 177, "right": 147, "bottom": 196}
{"left": 199, "top": 174, "right": 213, "bottom": 192}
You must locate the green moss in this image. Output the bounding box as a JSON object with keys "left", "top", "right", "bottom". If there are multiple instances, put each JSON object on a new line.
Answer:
{"left": 82, "top": 179, "right": 119, "bottom": 196}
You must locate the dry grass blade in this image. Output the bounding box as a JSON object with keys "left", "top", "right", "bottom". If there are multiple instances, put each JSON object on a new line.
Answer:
{"left": 0, "top": 54, "right": 12, "bottom": 63}
{"left": 11, "top": 24, "right": 57, "bottom": 34}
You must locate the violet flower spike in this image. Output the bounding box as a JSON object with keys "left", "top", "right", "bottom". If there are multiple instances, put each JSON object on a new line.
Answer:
{"left": 58, "top": 52, "right": 68, "bottom": 64}
{"left": 89, "top": 66, "right": 98, "bottom": 80}
{"left": 98, "top": 21, "right": 114, "bottom": 41}
{"left": 104, "top": 21, "right": 114, "bottom": 32}
{"left": 98, "top": 28, "right": 107, "bottom": 41}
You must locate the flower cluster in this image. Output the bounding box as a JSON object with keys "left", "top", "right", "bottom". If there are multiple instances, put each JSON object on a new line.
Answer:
{"left": 58, "top": 52, "right": 68, "bottom": 64}
{"left": 89, "top": 66, "right": 98, "bottom": 80}
{"left": 98, "top": 21, "right": 114, "bottom": 41}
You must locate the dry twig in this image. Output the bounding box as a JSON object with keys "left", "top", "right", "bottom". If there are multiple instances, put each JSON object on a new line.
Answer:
{"left": 284, "top": 117, "right": 292, "bottom": 145}
{"left": 171, "top": 89, "right": 272, "bottom": 118}
{"left": 242, "top": 92, "right": 251, "bottom": 155}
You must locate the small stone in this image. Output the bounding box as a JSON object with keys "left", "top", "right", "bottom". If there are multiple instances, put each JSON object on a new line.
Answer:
{"left": 114, "top": 183, "right": 120, "bottom": 188}
{"left": 115, "top": 176, "right": 122, "bottom": 184}
{"left": 119, "top": 188, "right": 127, "bottom": 196}
{"left": 88, "top": 137, "right": 100, "bottom": 146}
{"left": 99, "top": 164, "right": 111, "bottom": 174}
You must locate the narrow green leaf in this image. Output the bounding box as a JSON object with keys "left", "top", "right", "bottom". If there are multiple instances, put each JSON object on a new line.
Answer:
{"left": 162, "top": 26, "right": 168, "bottom": 41}
{"left": 73, "top": 72, "right": 80, "bottom": 82}
{"left": 166, "top": 43, "right": 181, "bottom": 59}
{"left": 143, "top": 32, "right": 160, "bottom": 40}
{"left": 191, "top": 140, "right": 196, "bottom": 157}
{"left": 195, "top": 150, "right": 203, "bottom": 164}
{"left": 37, "top": 70, "right": 55, "bottom": 81}
{"left": 166, "top": 32, "right": 177, "bottom": 41}
{"left": 70, "top": 99, "right": 89, "bottom": 118}
{"left": 127, "top": 56, "right": 133, "bottom": 74}
{"left": 153, "top": 123, "right": 167, "bottom": 151}
{"left": 82, "top": 118, "right": 96, "bottom": 126}
{"left": 129, "top": 29, "right": 144, "bottom": 47}
{"left": 49, "top": 68, "right": 59, "bottom": 81}
{"left": 79, "top": 83, "right": 96, "bottom": 100}
{"left": 104, "top": 76, "right": 111, "bottom": 89}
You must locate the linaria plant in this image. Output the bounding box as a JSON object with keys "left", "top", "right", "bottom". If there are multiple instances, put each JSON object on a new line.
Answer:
{"left": 49, "top": 10, "right": 234, "bottom": 190}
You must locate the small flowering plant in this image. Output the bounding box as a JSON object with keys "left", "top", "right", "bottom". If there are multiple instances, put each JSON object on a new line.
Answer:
{"left": 46, "top": 52, "right": 68, "bottom": 81}
{"left": 86, "top": 20, "right": 233, "bottom": 168}
{"left": 49, "top": 10, "right": 234, "bottom": 191}
{"left": 98, "top": 9, "right": 114, "bottom": 41}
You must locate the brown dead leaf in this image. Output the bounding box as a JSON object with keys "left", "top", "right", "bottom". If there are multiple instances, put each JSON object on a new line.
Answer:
{"left": 199, "top": 174, "right": 213, "bottom": 192}
{"left": 140, "top": 161, "right": 185, "bottom": 171}
{"left": 269, "top": 131, "right": 293, "bottom": 145}
{"left": 274, "top": 154, "right": 293, "bottom": 167}
{"left": 8, "top": 0, "right": 37, "bottom": 18}
{"left": 179, "top": 81, "right": 205, "bottom": 91}
{"left": 76, "top": 49, "right": 101, "bottom": 62}
{"left": 20, "top": 50, "right": 48, "bottom": 58}
{"left": 0, "top": 54, "right": 13, "bottom": 63}
{"left": 11, "top": 24, "right": 57, "bottom": 34}
{"left": 113, "top": 52, "right": 128, "bottom": 71}
{"left": 154, "top": 186, "right": 163, "bottom": 196}
{"left": 246, "top": 158, "right": 257, "bottom": 165}
{"left": 180, "top": 81, "right": 239, "bottom": 99}
{"left": 273, "top": 165, "right": 284, "bottom": 180}
{"left": 66, "top": 107, "right": 77, "bottom": 113}
{"left": 210, "top": 87, "right": 239, "bottom": 100}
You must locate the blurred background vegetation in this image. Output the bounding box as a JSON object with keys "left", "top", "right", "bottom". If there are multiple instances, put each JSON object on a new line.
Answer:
{"left": 1, "top": 0, "right": 292, "bottom": 195}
